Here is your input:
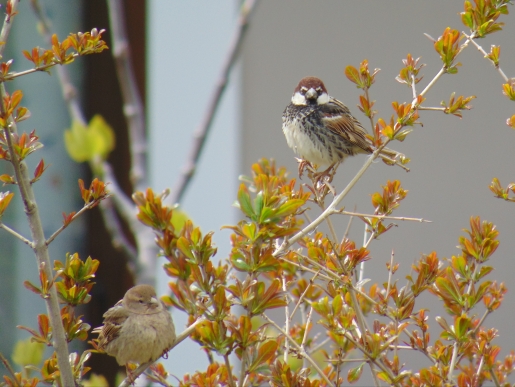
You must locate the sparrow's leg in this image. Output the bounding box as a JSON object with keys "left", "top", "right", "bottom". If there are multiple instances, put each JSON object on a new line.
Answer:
{"left": 125, "top": 364, "right": 137, "bottom": 385}
{"left": 296, "top": 158, "right": 317, "bottom": 179}
{"left": 161, "top": 347, "right": 171, "bottom": 359}
{"left": 312, "top": 163, "right": 337, "bottom": 186}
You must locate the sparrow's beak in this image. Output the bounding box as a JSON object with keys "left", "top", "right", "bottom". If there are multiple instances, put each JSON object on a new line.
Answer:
{"left": 150, "top": 297, "right": 159, "bottom": 305}
{"left": 305, "top": 88, "right": 317, "bottom": 100}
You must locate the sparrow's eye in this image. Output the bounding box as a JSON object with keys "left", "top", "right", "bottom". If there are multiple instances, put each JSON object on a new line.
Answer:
{"left": 300, "top": 87, "right": 307, "bottom": 94}
{"left": 138, "top": 300, "right": 144, "bottom": 304}
{"left": 316, "top": 87, "right": 323, "bottom": 93}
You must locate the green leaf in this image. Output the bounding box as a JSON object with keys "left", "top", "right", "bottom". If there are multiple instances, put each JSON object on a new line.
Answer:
{"left": 64, "top": 120, "right": 92, "bottom": 162}
{"left": 237, "top": 184, "right": 254, "bottom": 218}
{"left": 83, "top": 374, "right": 109, "bottom": 387}
{"left": 64, "top": 115, "right": 115, "bottom": 163}
{"left": 347, "top": 362, "right": 365, "bottom": 383}
{"left": 88, "top": 115, "right": 115, "bottom": 159}
{"left": 248, "top": 341, "right": 278, "bottom": 372}
{"left": 345, "top": 65, "right": 362, "bottom": 87}
{"left": 12, "top": 337, "right": 45, "bottom": 366}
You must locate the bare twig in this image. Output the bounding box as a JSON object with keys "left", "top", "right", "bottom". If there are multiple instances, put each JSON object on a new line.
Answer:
{"left": 282, "top": 275, "right": 290, "bottom": 362}
{"left": 169, "top": 0, "right": 260, "bottom": 204}
{"left": 274, "top": 148, "right": 381, "bottom": 257}
{"left": 343, "top": 332, "right": 399, "bottom": 386}
{"left": 418, "top": 107, "right": 446, "bottom": 111}
{"left": 98, "top": 197, "right": 138, "bottom": 262}
{"left": 447, "top": 342, "right": 459, "bottom": 383}
{"left": 0, "top": 351, "right": 20, "bottom": 387}
{"left": 385, "top": 250, "right": 395, "bottom": 300}
{"left": 490, "top": 369, "right": 501, "bottom": 387}
{"left": 289, "top": 271, "right": 319, "bottom": 320}
{"left": 0, "top": 222, "right": 32, "bottom": 246}
{"left": 341, "top": 205, "right": 356, "bottom": 244}
{"left": 300, "top": 306, "right": 313, "bottom": 349}
{"left": 45, "top": 199, "right": 103, "bottom": 245}
{"left": 463, "top": 32, "right": 509, "bottom": 82}
{"left": 223, "top": 354, "right": 236, "bottom": 387}
{"left": 333, "top": 209, "right": 431, "bottom": 223}
{"left": 263, "top": 314, "right": 335, "bottom": 387}
{"left": 118, "top": 317, "right": 205, "bottom": 387}
{"left": 106, "top": 0, "right": 147, "bottom": 192}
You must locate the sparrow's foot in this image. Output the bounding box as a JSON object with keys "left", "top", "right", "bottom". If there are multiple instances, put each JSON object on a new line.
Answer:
{"left": 161, "top": 347, "right": 171, "bottom": 360}
{"left": 311, "top": 163, "right": 337, "bottom": 186}
{"left": 296, "top": 158, "right": 316, "bottom": 179}
{"left": 125, "top": 364, "right": 138, "bottom": 385}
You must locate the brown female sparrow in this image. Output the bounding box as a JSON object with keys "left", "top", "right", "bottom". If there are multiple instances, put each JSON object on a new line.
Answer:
{"left": 282, "top": 76, "right": 405, "bottom": 178}
{"left": 93, "top": 285, "right": 176, "bottom": 383}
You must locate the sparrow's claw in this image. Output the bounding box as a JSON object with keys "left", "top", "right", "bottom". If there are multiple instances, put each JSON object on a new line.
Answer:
{"left": 296, "top": 158, "right": 315, "bottom": 179}
{"left": 125, "top": 364, "right": 137, "bottom": 385}
{"left": 161, "top": 347, "right": 171, "bottom": 360}
{"left": 312, "top": 163, "right": 338, "bottom": 186}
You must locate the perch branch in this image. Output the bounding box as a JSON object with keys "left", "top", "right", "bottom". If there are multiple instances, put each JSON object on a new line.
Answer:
{"left": 118, "top": 317, "right": 205, "bottom": 387}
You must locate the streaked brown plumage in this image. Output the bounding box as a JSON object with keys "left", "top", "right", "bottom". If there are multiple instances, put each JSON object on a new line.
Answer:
{"left": 282, "top": 76, "right": 403, "bottom": 173}
{"left": 93, "top": 285, "right": 176, "bottom": 382}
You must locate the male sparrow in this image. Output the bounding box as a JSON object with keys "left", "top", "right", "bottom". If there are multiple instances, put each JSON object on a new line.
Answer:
{"left": 282, "top": 76, "right": 404, "bottom": 177}
{"left": 93, "top": 285, "right": 176, "bottom": 383}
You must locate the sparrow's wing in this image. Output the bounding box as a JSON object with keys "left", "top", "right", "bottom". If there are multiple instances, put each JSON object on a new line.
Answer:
{"left": 92, "top": 300, "right": 130, "bottom": 350}
{"left": 319, "top": 97, "right": 373, "bottom": 153}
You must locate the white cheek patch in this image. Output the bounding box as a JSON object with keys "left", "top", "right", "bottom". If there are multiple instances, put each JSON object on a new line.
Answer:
{"left": 317, "top": 92, "right": 329, "bottom": 105}
{"left": 291, "top": 92, "right": 307, "bottom": 105}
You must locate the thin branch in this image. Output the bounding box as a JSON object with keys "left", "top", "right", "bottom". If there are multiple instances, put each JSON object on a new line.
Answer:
{"left": 279, "top": 255, "right": 333, "bottom": 282}
{"left": 341, "top": 205, "right": 355, "bottom": 244}
{"left": 418, "top": 107, "right": 446, "bottom": 111}
{"left": 118, "top": 317, "right": 205, "bottom": 387}
{"left": 463, "top": 32, "right": 509, "bottom": 82}
{"left": 263, "top": 314, "right": 335, "bottom": 387}
{"left": 309, "top": 337, "right": 330, "bottom": 354}
{"left": 45, "top": 199, "right": 102, "bottom": 245}
{"left": 289, "top": 271, "right": 319, "bottom": 320}
{"left": 0, "top": 351, "right": 20, "bottom": 387}
{"left": 363, "top": 87, "right": 376, "bottom": 133}
{"left": 101, "top": 161, "right": 137, "bottom": 226}
{"left": 475, "top": 355, "right": 485, "bottom": 382}
{"left": 489, "top": 367, "right": 501, "bottom": 387}
{"left": 349, "top": 287, "right": 369, "bottom": 342}
{"left": 325, "top": 215, "right": 338, "bottom": 241}
{"left": 332, "top": 210, "right": 431, "bottom": 223}
{"left": 385, "top": 250, "right": 395, "bottom": 300}
{"left": 368, "top": 363, "right": 381, "bottom": 387}
{"left": 410, "top": 75, "right": 417, "bottom": 100}
{"left": 418, "top": 67, "right": 445, "bottom": 100}
{"left": 223, "top": 354, "right": 236, "bottom": 387}
{"left": 282, "top": 275, "right": 290, "bottom": 363}
{"left": 98, "top": 197, "right": 138, "bottom": 262}
{"left": 0, "top": 222, "right": 32, "bottom": 246}
{"left": 169, "top": 0, "right": 260, "bottom": 204}
{"left": 106, "top": 0, "right": 147, "bottom": 192}
{"left": 300, "top": 306, "right": 313, "bottom": 348}
{"left": 274, "top": 148, "right": 382, "bottom": 257}
{"left": 0, "top": 0, "right": 17, "bottom": 58}
{"left": 447, "top": 342, "right": 459, "bottom": 383}
{"left": 342, "top": 332, "right": 399, "bottom": 386}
